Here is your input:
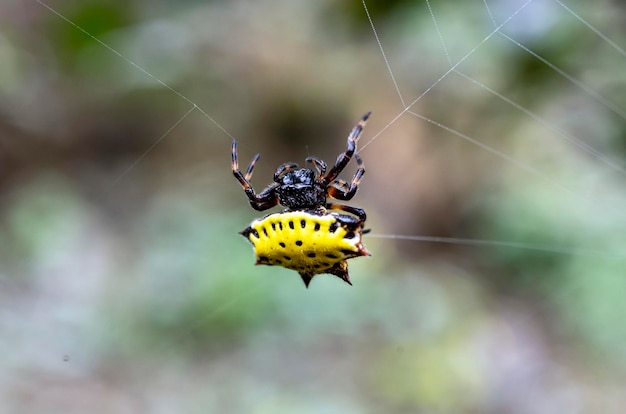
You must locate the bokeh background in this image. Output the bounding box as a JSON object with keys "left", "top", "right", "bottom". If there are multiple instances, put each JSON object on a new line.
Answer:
{"left": 2, "top": 0, "right": 626, "bottom": 412}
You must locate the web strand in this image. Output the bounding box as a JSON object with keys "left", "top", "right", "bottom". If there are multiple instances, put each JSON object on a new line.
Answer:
{"left": 425, "top": 0, "right": 452, "bottom": 65}
{"left": 499, "top": 33, "right": 626, "bottom": 121}
{"left": 361, "top": 0, "right": 406, "bottom": 108}
{"left": 35, "top": 0, "right": 235, "bottom": 139}
{"left": 421, "top": 0, "right": 611, "bottom": 185}
{"left": 453, "top": 71, "right": 626, "bottom": 175}
{"left": 361, "top": 0, "right": 581, "bottom": 194}
{"left": 368, "top": 234, "right": 621, "bottom": 259}
{"left": 439, "top": 1, "right": 626, "bottom": 175}
{"left": 480, "top": 0, "right": 626, "bottom": 120}
{"left": 106, "top": 105, "right": 197, "bottom": 190}
{"left": 554, "top": 0, "right": 626, "bottom": 59}
{"left": 359, "top": 0, "right": 535, "bottom": 152}
{"left": 361, "top": 0, "right": 626, "bottom": 197}
{"left": 406, "top": 110, "right": 578, "bottom": 195}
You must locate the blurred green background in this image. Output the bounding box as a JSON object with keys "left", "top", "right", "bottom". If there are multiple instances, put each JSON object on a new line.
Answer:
{"left": 2, "top": 0, "right": 626, "bottom": 412}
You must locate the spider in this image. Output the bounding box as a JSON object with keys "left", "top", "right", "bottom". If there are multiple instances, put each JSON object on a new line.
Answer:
{"left": 232, "top": 112, "right": 371, "bottom": 287}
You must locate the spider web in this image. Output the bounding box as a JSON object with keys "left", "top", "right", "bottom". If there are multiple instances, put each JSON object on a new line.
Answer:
{"left": 3, "top": 0, "right": 626, "bottom": 412}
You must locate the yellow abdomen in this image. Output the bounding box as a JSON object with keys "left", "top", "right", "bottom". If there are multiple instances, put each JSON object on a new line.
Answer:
{"left": 241, "top": 210, "right": 369, "bottom": 287}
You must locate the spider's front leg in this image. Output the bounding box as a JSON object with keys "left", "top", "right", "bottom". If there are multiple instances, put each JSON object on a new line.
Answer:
{"left": 305, "top": 156, "right": 327, "bottom": 179}
{"left": 322, "top": 112, "right": 370, "bottom": 185}
{"left": 273, "top": 162, "right": 299, "bottom": 181}
{"left": 232, "top": 140, "right": 280, "bottom": 211}
{"left": 327, "top": 153, "right": 364, "bottom": 201}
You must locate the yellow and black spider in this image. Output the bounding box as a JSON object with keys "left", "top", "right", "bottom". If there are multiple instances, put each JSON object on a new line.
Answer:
{"left": 232, "top": 112, "right": 372, "bottom": 287}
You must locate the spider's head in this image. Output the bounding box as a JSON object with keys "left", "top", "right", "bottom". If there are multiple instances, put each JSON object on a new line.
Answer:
{"left": 275, "top": 168, "right": 326, "bottom": 210}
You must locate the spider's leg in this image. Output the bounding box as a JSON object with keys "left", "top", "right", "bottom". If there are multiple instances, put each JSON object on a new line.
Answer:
{"left": 273, "top": 162, "right": 299, "bottom": 181}
{"left": 247, "top": 183, "right": 281, "bottom": 210}
{"left": 232, "top": 140, "right": 258, "bottom": 188}
{"left": 326, "top": 202, "right": 367, "bottom": 223}
{"left": 322, "top": 112, "right": 370, "bottom": 185}
{"left": 327, "top": 153, "right": 364, "bottom": 201}
{"left": 232, "top": 140, "right": 280, "bottom": 211}
{"left": 330, "top": 179, "right": 350, "bottom": 191}
{"left": 244, "top": 153, "right": 261, "bottom": 181}
{"left": 305, "top": 156, "right": 327, "bottom": 179}
{"left": 232, "top": 140, "right": 250, "bottom": 186}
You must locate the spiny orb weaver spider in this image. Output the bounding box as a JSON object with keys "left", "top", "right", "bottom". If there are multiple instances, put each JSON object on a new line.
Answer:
{"left": 232, "top": 112, "right": 371, "bottom": 287}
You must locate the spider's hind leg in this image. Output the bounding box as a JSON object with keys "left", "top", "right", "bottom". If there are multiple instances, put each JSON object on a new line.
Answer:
{"left": 326, "top": 202, "right": 367, "bottom": 223}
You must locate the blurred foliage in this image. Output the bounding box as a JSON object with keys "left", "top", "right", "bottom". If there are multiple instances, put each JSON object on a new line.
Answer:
{"left": 2, "top": 0, "right": 626, "bottom": 413}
